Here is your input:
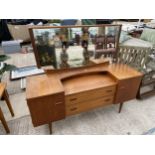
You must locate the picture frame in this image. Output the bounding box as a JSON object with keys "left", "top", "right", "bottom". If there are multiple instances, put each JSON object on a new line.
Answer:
{"left": 10, "top": 65, "right": 44, "bottom": 80}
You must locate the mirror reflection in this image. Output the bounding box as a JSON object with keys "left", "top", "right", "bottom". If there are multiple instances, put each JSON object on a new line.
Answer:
{"left": 32, "top": 25, "right": 121, "bottom": 69}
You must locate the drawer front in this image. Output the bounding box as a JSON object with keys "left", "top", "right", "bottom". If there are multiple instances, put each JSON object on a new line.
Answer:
{"left": 65, "top": 86, "right": 116, "bottom": 106}
{"left": 66, "top": 95, "right": 114, "bottom": 116}
{"left": 27, "top": 93, "right": 65, "bottom": 127}
{"left": 53, "top": 96, "right": 65, "bottom": 122}
{"left": 114, "top": 77, "right": 142, "bottom": 103}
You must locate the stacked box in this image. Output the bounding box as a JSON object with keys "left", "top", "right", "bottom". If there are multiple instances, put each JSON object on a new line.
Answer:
{"left": 2, "top": 40, "right": 21, "bottom": 54}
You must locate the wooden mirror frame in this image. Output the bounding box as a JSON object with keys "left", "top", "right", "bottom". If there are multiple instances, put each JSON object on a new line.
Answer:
{"left": 29, "top": 24, "right": 122, "bottom": 69}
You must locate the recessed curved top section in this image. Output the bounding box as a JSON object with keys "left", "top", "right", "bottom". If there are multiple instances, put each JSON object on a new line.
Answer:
{"left": 60, "top": 70, "right": 108, "bottom": 81}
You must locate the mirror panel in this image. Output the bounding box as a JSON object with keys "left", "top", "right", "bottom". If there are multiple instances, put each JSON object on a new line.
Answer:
{"left": 30, "top": 25, "right": 121, "bottom": 69}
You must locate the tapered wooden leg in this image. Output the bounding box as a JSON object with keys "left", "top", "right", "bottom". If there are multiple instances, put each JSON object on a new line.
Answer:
{"left": 5, "top": 89, "right": 9, "bottom": 98}
{"left": 3, "top": 90, "right": 14, "bottom": 117}
{"left": 136, "top": 79, "right": 144, "bottom": 100}
{"left": 118, "top": 102, "right": 124, "bottom": 113}
{"left": 0, "top": 107, "right": 10, "bottom": 133}
{"left": 136, "top": 84, "right": 142, "bottom": 99}
{"left": 48, "top": 123, "right": 52, "bottom": 134}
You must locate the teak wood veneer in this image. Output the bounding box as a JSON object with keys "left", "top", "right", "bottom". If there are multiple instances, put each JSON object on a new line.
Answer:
{"left": 0, "top": 83, "right": 15, "bottom": 133}
{"left": 26, "top": 62, "right": 142, "bottom": 134}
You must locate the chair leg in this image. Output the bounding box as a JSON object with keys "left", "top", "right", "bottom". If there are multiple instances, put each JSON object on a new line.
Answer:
{"left": 48, "top": 123, "right": 52, "bottom": 134}
{"left": 118, "top": 102, "right": 124, "bottom": 113}
{"left": 0, "top": 107, "right": 10, "bottom": 133}
{"left": 3, "top": 90, "right": 14, "bottom": 117}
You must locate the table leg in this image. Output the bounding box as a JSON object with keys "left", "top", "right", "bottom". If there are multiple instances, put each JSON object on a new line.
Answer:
{"left": 118, "top": 102, "right": 124, "bottom": 113}
{"left": 136, "top": 81, "right": 142, "bottom": 99}
{"left": 0, "top": 107, "right": 10, "bottom": 133}
{"left": 3, "top": 90, "right": 14, "bottom": 117}
{"left": 48, "top": 123, "right": 52, "bottom": 134}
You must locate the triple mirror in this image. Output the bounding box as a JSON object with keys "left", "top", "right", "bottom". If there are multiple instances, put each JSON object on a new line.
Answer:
{"left": 29, "top": 24, "right": 121, "bottom": 69}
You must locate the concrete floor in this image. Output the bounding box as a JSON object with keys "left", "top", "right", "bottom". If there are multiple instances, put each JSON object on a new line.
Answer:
{"left": 1, "top": 90, "right": 155, "bottom": 135}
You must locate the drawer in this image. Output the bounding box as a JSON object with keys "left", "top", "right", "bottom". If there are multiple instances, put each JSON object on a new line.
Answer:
{"left": 27, "top": 93, "right": 65, "bottom": 127}
{"left": 65, "top": 86, "right": 116, "bottom": 106}
{"left": 114, "top": 77, "right": 142, "bottom": 103}
{"left": 66, "top": 95, "right": 114, "bottom": 116}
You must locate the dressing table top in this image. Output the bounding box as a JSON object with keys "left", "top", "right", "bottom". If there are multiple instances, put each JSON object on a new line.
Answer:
{"left": 26, "top": 63, "right": 142, "bottom": 100}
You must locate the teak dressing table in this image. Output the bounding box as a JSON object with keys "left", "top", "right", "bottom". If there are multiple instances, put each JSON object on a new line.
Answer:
{"left": 26, "top": 62, "right": 142, "bottom": 134}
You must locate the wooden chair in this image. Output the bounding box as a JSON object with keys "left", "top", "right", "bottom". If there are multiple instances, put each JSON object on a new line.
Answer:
{"left": 0, "top": 83, "right": 14, "bottom": 133}
{"left": 94, "top": 35, "right": 118, "bottom": 62}
{"left": 118, "top": 46, "right": 155, "bottom": 99}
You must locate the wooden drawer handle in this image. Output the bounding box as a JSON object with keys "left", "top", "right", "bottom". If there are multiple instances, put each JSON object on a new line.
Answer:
{"left": 55, "top": 102, "right": 62, "bottom": 105}
{"left": 70, "top": 98, "right": 77, "bottom": 101}
{"left": 104, "top": 98, "right": 111, "bottom": 102}
{"left": 70, "top": 107, "right": 78, "bottom": 111}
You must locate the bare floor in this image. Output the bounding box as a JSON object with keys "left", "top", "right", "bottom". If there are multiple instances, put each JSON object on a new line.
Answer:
{"left": 1, "top": 91, "right": 155, "bottom": 135}
{"left": 0, "top": 45, "right": 155, "bottom": 135}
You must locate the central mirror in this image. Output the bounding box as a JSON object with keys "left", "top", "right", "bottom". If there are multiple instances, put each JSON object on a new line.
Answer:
{"left": 29, "top": 25, "right": 121, "bottom": 69}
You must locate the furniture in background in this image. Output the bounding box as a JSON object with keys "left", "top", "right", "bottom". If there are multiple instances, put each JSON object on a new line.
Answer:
{"left": 7, "top": 24, "right": 31, "bottom": 43}
{"left": 10, "top": 66, "right": 44, "bottom": 80}
{"left": 144, "top": 19, "right": 155, "bottom": 29}
{"left": 119, "top": 28, "right": 155, "bottom": 98}
{"left": 26, "top": 62, "right": 142, "bottom": 134}
{"left": 10, "top": 66, "right": 44, "bottom": 90}
{"left": 121, "top": 28, "right": 155, "bottom": 48}
{"left": 120, "top": 19, "right": 139, "bottom": 22}
{"left": 93, "top": 26, "right": 121, "bottom": 60}
{"left": 118, "top": 46, "right": 155, "bottom": 99}
{"left": 0, "top": 20, "right": 12, "bottom": 43}
{"left": 7, "top": 20, "right": 50, "bottom": 43}
{"left": 1, "top": 40, "right": 22, "bottom": 54}
{"left": 140, "top": 28, "right": 155, "bottom": 47}
{"left": 94, "top": 35, "right": 119, "bottom": 61}
{"left": 0, "top": 83, "right": 14, "bottom": 133}
{"left": 128, "top": 29, "right": 143, "bottom": 38}
{"left": 81, "top": 19, "right": 113, "bottom": 25}
{"left": 143, "top": 19, "right": 152, "bottom": 23}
